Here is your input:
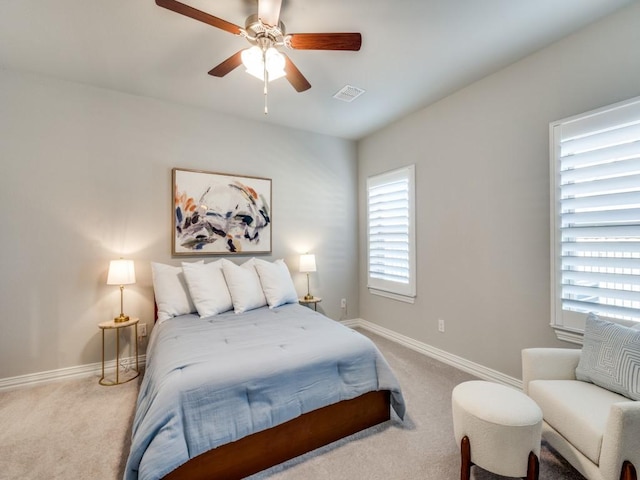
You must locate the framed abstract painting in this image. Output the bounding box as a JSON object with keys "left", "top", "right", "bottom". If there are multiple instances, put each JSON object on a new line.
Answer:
{"left": 172, "top": 168, "right": 272, "bottom": 255}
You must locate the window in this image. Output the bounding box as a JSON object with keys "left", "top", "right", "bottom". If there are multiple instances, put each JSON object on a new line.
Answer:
{"left": 367, "top": 165, "right": 416, "bottom": 302}
{"left": 550, "top": 96, "right": 640, "bottom": 342}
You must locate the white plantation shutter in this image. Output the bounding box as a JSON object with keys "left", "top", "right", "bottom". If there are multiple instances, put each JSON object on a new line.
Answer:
{"left": 367, "top": 165, "right": 416, "bottom": 301}
{"left": 551, "top": 96, "right": 640, "bottom": 336}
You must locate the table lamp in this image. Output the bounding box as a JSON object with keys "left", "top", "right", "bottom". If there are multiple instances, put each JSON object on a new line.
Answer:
{"left": 107, "top": 259, "right": 136, "bottom": 323}
{"left": 299, "top": 254, "right": 316, "bottom": 301}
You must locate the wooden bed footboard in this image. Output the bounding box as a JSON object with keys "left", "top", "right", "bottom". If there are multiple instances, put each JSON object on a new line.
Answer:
{"left": 163, "top": 390, "right": 391, "bottom": 480}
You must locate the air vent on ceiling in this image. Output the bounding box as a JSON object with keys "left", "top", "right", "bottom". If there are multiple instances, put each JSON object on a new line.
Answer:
{"left": 333, "top": 85, "right": 365, "bottom": 103}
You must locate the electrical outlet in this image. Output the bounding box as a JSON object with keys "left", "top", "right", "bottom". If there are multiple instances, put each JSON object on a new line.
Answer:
{"left": 438, "top": 319, "right": 445, "bottom": 333}
{"left": 341, "top": 298, "right": 347, "bottom": 309}
{"left": 139, "top": 323, "right": 147, "bottom": 337}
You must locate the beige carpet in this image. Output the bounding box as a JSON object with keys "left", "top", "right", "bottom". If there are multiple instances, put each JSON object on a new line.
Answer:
{"left": 0, "top": 369, "right": 139, "bottom": 479}
{"left": 0, "top": 330, "right": 586, "bottom": 479}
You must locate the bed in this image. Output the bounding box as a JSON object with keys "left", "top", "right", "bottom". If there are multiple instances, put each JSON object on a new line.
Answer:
{"left": 124, "top": 302, "right": 405, "bottom": 480}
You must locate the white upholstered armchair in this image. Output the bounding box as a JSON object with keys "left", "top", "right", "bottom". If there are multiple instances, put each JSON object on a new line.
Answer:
{"left": 522, "top": 347, "right": 639, "bottom": 480}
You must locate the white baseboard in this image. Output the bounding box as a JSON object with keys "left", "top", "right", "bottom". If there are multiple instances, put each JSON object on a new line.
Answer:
{"left": 0, "top": 355, "right": 146, "bottom": 392}
{"left": 340, "top": 318, "right": 360, "bottom": 328}
{"left": 4, "top": 319, "right": 521, "bottom": 392}
{"left": 342, "top": 318, "right": 522, "bottom": 390}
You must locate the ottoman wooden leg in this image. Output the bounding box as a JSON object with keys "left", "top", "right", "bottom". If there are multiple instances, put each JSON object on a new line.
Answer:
{"left": 461, "top": 436, "right": 472, "bottom": 480}
{"left": 620, "top": 461, "right": 637, "bottom": 480}
{"left": 526, "top": 451, "right": 539, "bottom": 480}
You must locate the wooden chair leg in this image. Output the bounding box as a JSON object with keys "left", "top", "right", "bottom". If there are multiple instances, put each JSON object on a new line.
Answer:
{"left": 461, "top": 436, "right": 472, "bottom": 480}
{"left": 526, "top": 451, "right": 539, "bottom": 480}
{"left": 620, "top": 461, "right": 637, "bottom": 480}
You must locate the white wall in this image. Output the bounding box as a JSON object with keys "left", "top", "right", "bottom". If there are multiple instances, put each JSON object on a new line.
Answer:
{"left": 0, "top": 69, "right": 358, "bottom": 379}
{"left": 358, "top": 2, "right": 640, "bottom": 379}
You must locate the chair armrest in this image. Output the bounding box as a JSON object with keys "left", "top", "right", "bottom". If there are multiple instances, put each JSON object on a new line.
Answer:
{"left": 600, "top": 401, "right": 640, "bottom": 480}
{"left": 521, "top": 348, "right": 581, "bottom": 394}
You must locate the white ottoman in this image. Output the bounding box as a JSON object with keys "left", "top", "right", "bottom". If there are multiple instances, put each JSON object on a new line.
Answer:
{"left": 452, "top": 380, "right": 543, "bottom": 480}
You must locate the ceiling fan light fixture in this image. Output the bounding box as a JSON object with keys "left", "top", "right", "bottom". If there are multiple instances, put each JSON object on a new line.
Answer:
{"left": 265, "top": 47, "right": 285, "bottom": 73}
{"left": 241, "top": 45, "right": 286, "bottom": 82}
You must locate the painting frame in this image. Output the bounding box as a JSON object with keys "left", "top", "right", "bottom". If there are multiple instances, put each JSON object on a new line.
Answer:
{"left": 172, "top": 168, "right": 272, "bottom": 256}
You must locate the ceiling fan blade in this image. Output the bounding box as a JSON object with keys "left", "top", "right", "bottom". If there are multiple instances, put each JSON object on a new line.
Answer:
{"left": 283, "top": 55, "right": 311, "bottom": 92}
{"left": 288, "top": 33, "right": 362, "bottom": 51}
{"left": 156, "top": 0, "right": 241, "bottom": 35}
{"left": 258, "top": 0, "right": 282, "bottom": 27}
{"left": 208, "top": 51, "right": 244, "bottom": 77}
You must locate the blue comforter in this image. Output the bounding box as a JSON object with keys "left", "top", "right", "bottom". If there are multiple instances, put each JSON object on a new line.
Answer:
{"left": 124, "top": 304, "right": 405, "bottom": 480}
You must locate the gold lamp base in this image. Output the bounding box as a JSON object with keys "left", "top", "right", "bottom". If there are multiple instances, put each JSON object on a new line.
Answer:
{"left": 113, "top": 284, "right": 130, "bottom": 323}
{"left": 303, "top": 272, "right": 314, "bottom": 301}
{"left": 114, "top": 313, "right": 130, "bottom": 323}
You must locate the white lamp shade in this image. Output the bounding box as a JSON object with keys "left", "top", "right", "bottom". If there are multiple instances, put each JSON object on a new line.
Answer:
{"left": 299, "top": 254, "right": 317, "bottom": 273}
{"left": 107, "top": 259, "right": 136, "bottom": 285}
{"left": 241, "top": 46, "right": 286, "bottom": 82}
{"left": 241, "top": 46, "right": 262, "bottom": 70}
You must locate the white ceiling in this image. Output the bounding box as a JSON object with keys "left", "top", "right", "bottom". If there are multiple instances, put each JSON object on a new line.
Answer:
{"left": 0, "top": 0, "right": 635, "bottom": 140}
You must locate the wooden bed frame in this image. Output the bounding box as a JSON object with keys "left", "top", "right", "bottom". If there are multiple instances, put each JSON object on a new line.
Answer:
{"left": 163, "top": 389, "right": 391, "bottom": 480}
{"left": 151, "top": 304, "right": 393, "bottom": 479}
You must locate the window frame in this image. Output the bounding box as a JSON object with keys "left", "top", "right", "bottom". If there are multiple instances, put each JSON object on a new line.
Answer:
{"left": 366, "top": 164, "right": 416, "bottom": 303}
{"left": 550, "top": 96, "right": 640, "bottom": 343}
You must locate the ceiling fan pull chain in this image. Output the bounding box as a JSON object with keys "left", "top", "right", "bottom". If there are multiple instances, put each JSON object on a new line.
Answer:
{"left": 264, "top": 78, "right": 269, "bottom": 115}
{"left": 263, "top": 46, "right": 269, "bottom": 115}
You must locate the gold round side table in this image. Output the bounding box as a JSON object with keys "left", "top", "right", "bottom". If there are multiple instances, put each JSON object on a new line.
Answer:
{"left": 299, "top": 297, "right": 322, "bottom": 311}
{"left": 98, "top": 317, "right": 140, "bottom": 386}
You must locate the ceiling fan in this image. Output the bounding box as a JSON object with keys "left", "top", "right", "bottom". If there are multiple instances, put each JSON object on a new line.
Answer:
{"left": 155, "top": 0, "right": 362, "bottom": 99}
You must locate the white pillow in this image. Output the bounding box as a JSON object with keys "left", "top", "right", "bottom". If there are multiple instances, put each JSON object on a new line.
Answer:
{"left": 182, "top": 260, "right": 233, "bottom": 318}
{"left": 221, "top": 258, "right": 267, "bottom": 314}
{"left": 576, "top": 313, "right": 640, "bottom": 400}
{"left": 151, "top": 261, "right": 202, "bottom": 323}
{"left": 254, "top": 258, "right": 298, "bottom": 308}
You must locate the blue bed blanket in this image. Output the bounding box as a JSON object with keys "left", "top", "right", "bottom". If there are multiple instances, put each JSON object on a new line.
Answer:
{"left": 124, "top": 304, "right": 405, "bottom": 480}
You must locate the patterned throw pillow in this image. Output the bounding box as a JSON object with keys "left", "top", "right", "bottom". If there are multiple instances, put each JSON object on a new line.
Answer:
{"left": 576, "top": 313, "right": 640, "bottom": 401}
